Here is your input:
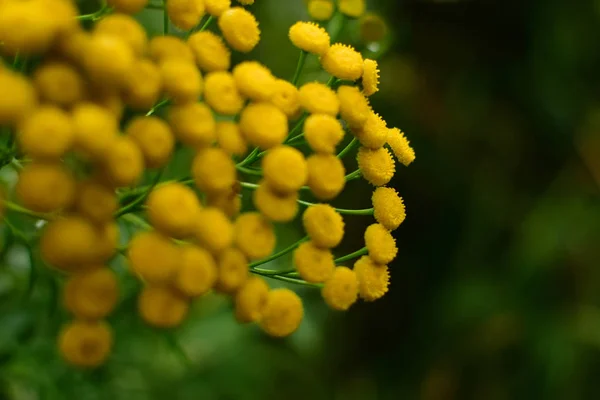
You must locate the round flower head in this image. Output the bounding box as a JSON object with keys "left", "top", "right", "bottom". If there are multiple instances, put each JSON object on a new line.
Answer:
{"left": 94, "top": 14, "right": 147, "bottom": 56}
{"left": 18, "top": 106, "right": 74, "bottom": 159}
{"left": 216, "top": 121, "right": 247, "bottom": 156}
{"left": 322, "top": 266, "right": 358, "bottom": 311}
{"left": 204, "top": 71, "right": 245, "bottom": 115}
{"left": 364, "top": 223, "right": 398, "bottom": 265}
{"left": 307, "top": 0, "right": 334, "bottom": 21}
{"left": 58, "top": 320, "right": 112, "bottom": 368}
{"left": 354, "top": 255, "right": 389, "bottom": 301}
{"left": 149, "top": 35, "right": 195, "bottom": 63}
{"left": 362, "top": 59, "right": 380, "bottom": 96}
{"left": 262, "top": 146, "right": 308, "bottom": 193}
{"left": 233, "top": 62, "right": 277, "bottom": 101}
{"left": 188, "top": 31, "right": 231, "bottom": 72}
{"left": 0, "top": 69, "right": 37, "bottom": 126}
{"left": 352, "top": 111, "right": 388, "bottom": 149}
{"left": 126, "top": 116, "right": 174, "bottom": 168}
{"left": 288, "top": 21, "right": 330, "bottom": 55}
{"left": 206, "top": 185, "right": 242, "bottom": 218}
{"left": 83, "top": 33, "right": 135, "bottom": 87}
{"left": 339, "top": 0, "right": 366, "bottom": 18}
{"left": 166, "top": 0, "right": 205, "bottom": 31}
{"left": 234, "top": 212, "right": 276, "bottom": 260}
{"left": 218, "top": 7, "right": 260, "bottom": 53}
{"left": 101, "top": 137, "right": 145, "bottom": 188}
{"left": 16, "top": 162, "right": 75, "bottom": 213}
{"left": 298, "top": 82, "right": 340, "bottom": 116}
{"left": 306, "top": 154, "right": 346, "bottom": 200}
{"left": 372, "top": 187, "right": 405, "bottom": 231}
{"left": 294, "top": 241, "right": 335, "bottom": 283}
{"left": 253, "top": 180, "right": 299, "bottom": 222}
{"left": 63, "top": 268, "right": 119, "bottom": 319}
{"left": 106, "top": 0, "right": 148, "bottom": 14}
{"left": 33, "top": 61, "right": 85, "bottom": 108}
{"left": 302, "top": 204, "right": 344, "bottom": 248}
{"left": 359, "top": 13, "right": 388, "bottom": 43}
{"left": 146, "top": 183, "right": 201, "bottom": 239}
{"left": 205, "top": 0, "right": 231, "bottom": 16}
{"left": 357, "top": 146, "right": 395, "bottom": 187}
{"left": 259, "top": 288, "right": 303, "bottom": 337}
{"left": 303, "top": 114, "right": 344, "bottom": 154}
{"left": 71, "top": 103, "right": 119, "bottom": 160}
{"left": 239, "top": 102, "right": 288, "bottom": 149}
{"left": 387, "top": 127, "right": 416, "bottom": 166}
{"left": 0, "top": 0, "right": 58, "bottom": 56}
{"left": 160, "top": 60, "right": 203, "bottom": 104}
{"left": 235, "top": 276, "right": 269, "bottom": 323}
{"left": 138, "top": 286, "right": 189, "bottom": 328}
{"left": 123, "top": 58, "right": 163, "bottom": 111}
{"left": 95, "top": 222, "right": 120, "bottom": 263}
{"left": 215, "top": 248, "right": 249, "bottom": 293}
{"left": 192, "top": 147, "right": 237, "bottom": 193}
{"left": 89, "top": 87, "right": 124, "bottom": 120}
{"left": 320, "top": 43, "right": 364, "bottom": 81}
{"left": 167, "top": 102, "right": 216, "bottom": 148}
{"left": 270, "top": 79, "right": 301, "bottom": 118}
{"left": 194, "top": 207, "right": 234, "bottom": 254}
{"left": 175, "top": 245, "right": 218, "bottom": 297}
{"left": 127, "top": 231, "right": 181, "bottom": 284}
{"left": 337, "top": 85, "right": 371, "bottom": 128}
{"left": 75, "top": 180, "right": 118, "bottom": 224}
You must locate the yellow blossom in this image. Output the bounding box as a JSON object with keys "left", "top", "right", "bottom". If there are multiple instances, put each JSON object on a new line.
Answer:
{"left": 94, "top": 14, "right": 147, "bottom": 56}
{"left": 322, "top": 266, "right": 358, "bottom": 311}
{"left": 362, "top": 59, "right": 380, "bottom": 96}
{"left": 16, "top": 162, "right": 75, "bottom": 213}
{"left": 270, "top": 79, "right": 301, "bottom": 119}
{"left": 354, "top": 255, "right": 389, "bottom": 301}
{"left": 387, "top": 127, "right": 416, "bottom": 166}
{"left": 71, "top": 102, "right": 119, "bottom": 160}
{"left": 58, "top": 320, "right": 112, "bottom": 368}
{"left": 126, "top": 116, "right": 175, "bottom": 168}
{"left": 372, "top": 187, "right": 405, "bottom": 231}
{"left": 234, "top": 212, "right": 276, "bottom": 260}
{"left": 218, "top": 7, "right": 260, "bottom": 53}
{"left": 303, "top": 114, "right": 344, "bottom": 154}
{"left": 233, "top": 61, "right": 277, "bottom": 101}
{"left": 288, "top": 21, "right": 330, "bottom": 55}
{"left": 83, "top": 33, "right": 135, "bottom": 87}
{"left": 302, "top": 204, "right": 345, "bottom": 248}
{"left": 204, "top": 71, "right": 245, "bottom": 115}
{"left": 138, "top": 286, "right": 189, "bottom": 328}
{"left": 127, "top": 231, "right": 181, "bottom": 284}
{"left": 75, "top": 180, "right": 118, "bottom": 224}
{"left": 174, "top": 245, "right": 218, "bottom": 297}
{"left": 107, "top": 0, "right": 149, "bottom": 14}
{"left": 101, "top": 137, "right": 145, "bottom": 188}
{"left": 235, "top": 276, "right": 269, "bottom": 323}
{"left": 188, "top": 30, "right": 231, "bottom": 72}
{"left": 160, "top": 59, "right": 203, "bottom": 104}
{"left": 215, "top": 247, "right": 249, "bottom": 293}
{"left": 359, "top": 13, "right": 388, "bottom": 43}
{"left": 253, "top": 180, "right": 299, "bottom": 222}
{"left": 63, "top": 268, "right": 119, "bottom": 319}
{"left": 357, "top": 146, "right": 395, "bottom": 186}
{"left": 194, "top": 207, "right": 235, "bottom": 254}
{"left": 205, "top": 0, "right": 231, "bottom": 16}
{"left": 364, "top": 223, "right": 397, "bottom": 265}
{"left": 320, "top": 43, "right": 364, "bottom": 81}
{"left": 206, "top": 185, "right": 242, "bottom": 218}
{"left": 262, "top": 145, "right": 308, "bottom": 193}
{"left": 294, "top": 241, "right": 335, "bottom": 283}
{"left": 298, "top": 82, "right": 340, "bottom": 116}
{"left": 338, "top": 0, "right": 366, "bottom": 18}
{"left": 146, "top": 183, "right": 202, "bottom": 239}
{"left": 18, "top": 106, "right": 74, "bottom": 160}
{"left": 307, "top": 0, "right": 334, "bottom": 21}
{"left": 192, "top": 147, "right": 237, "bottom": 193}
{"left": 237, "top": 0, "right": 254, "bottom": 4}
{"left": 337, "top": 85, "right": 371, "bottom": 128}
{"left": 166, "top": 0, "right": 206, "bottom": 31}
{"left": 216, "top": 121, "right": 247, "bottom": 156}
{"left": 123, "top": 59, "right": 163, "bottom": 111}
{"left": 0, "top": 0, "right": 59, "bottom": 56}
{"left": 239, "top": 102, "right": 288, "bottom": 149}
{"left": 351, "top": 111, "right": 388, "bottom": 149}
{"left": 0, "top": 69, "right": 37, "bottom": 126}
{"left": 168, "top": 102, "right": 216, "bottom": 148}
{"left": 259, "top": 288, "right": 303, "bottom": 337}
{"left": 33, "top": 61, "right": 85, "bottom": 108}
{"left": 148, "top": 35, "right": 195, "bottom": 63}
{"left": 306, "top": 154, "right": 346, "bottom": 200}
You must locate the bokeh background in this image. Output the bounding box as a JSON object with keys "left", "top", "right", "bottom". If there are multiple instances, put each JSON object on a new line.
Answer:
{"left": 2, "top": 0, "right": 600, "bottom": 399}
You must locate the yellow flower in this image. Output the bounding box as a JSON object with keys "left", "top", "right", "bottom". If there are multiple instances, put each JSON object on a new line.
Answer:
{"left": 16, "top": 162, "right": 75, "bottom": 213}
{"left": 302, "top": 204, "right": 344, "bottom": 248}
{"left": 218, "top": 7, "right": 260, "bottom": 53}
{"left": 304, "top": 114, "right": 344, "bottom": 154}
{"left": 351, "top": 111, "right": 388, "bottom": 149}
{"left": 194, "top": 207, "right": 234, "bottom": 254}
{"left": 0, "top": 69, "right": 37, "bottom": 126}
{"left": 372, "top": 187, "right": 405, "bottom": 231}
{"left": 138, "top": 286, "right": 189, "bottom": 328}
{"left": 188, "top": 31, "right": 231, "bottom": 72}
{"left": 167, "top": 102, "right": 216, "bottom": 148}
{"left": 354, "top": 255, "right": 389, "bottom": 301}
{"left": 239, "top": 102, "right": 288, "bottom": 149}
{"left": 160, "top": 60, "right": 203, "bottom": 104}
{"left": 253, "top": 180, "right": 299, "bottom": 222}
{"left": 235, "top": 276, "right": 269, "bottom": 323}
{"left": 174, "top": 245, "right": 218, "bottom": 297}
{"left": 359, "top": 13, "right": 388, "bottom": 43}
{"left": 233, "top": 61, "right": 277, "bottom": 101}
{"left": 106, "top": 0, "right": 148, "bottom": 14}
{"left": 95, "top": 222, "right": 120, "bottom": 263}
{"left": 364, "top": 223, "right": 397, "bottom": 265}
{"left": 146, "top": 183, "right": 201, "bottom": 239}
{"left": 32, "top": 61, "right": 85, "bottom": 108}
{"left": 82, "top": 33, "right": 135, "bottom": 87}
{"left": 270, "top": 79, "right": 301, "bottom": 119}
{"left": 320, "top": 43, "right": 364, "bottom": 81}
{"left": 288, "top": 21, "right": 330, "bottom": 55}
{"left": 357, "top": 146, "right": 395, "bottom": 186}
{"left": 89, "top": 86, "right": 124, "bottom": 120}
{"left": 101, "top": 137, "right": 145, "bottom": 188}
{"left": 206, "top": 185, "right": 242, "bottom": 218}
{"left": 93, "top": 14, "right": 147, "bottom": 56}
{"left": 58, "top": 320, "right": 113, "bottom": 368}
{"left": 338, "top": 0, "right": 366, "bottom": 18}
{"left": 192, "top": 147, "right": 237, "bottom": 193}
{"left": 387, "top": 127, "right": 416, "bottom": 166}
{"left": 166, "top": 0, "right": 206, "bottom": 31}
{"left": 71, "top": 103, "right": 119, "bottom": 160}
{"left": 322, "top": 266, "right": 358, "bottom": 311}
{"left": 215, "top": 247, "right": 249, "bottom": 293}
{"left": 234, "top": 212, "right": 276, "bottom": 260}
{"left": 306, "top": 154, "right": 346, "bottom": 200}
{"left": 63, "top": 268, "right": 119, "bottom": 319}
{"left": 298, "top": 82, "right": 340, "bottom": 116}
{"left": 123, "top": 58, "right": 163, "bottom": 111}
{"left": 205, "top": 0, "right": 231, "bottom": 16}
{"left": 0, "top": 0, "right": 58, "bottom": 56}
{"left": 262, "top": 145, "right": 307, "bottom": 193}
{"left": 75, "top": 180, "right": 118, "bottom": 224}
{"left": 126, "top": 116, "right": 175, "bottom": 168}
{"left": 337, "top": 85, "right": 371, "bottom": 128}
{"left": 294, "top": 241, "right": 335, "bottom": 283}
{"left": 307, "top": 0, "right": 334, "bottom": 21}
{"left": 148, "top": 35, "right": 195, "bottom": 63}
{"left": 127, "top": 231, "right": 181, "bottom": 284}
{"left": 18, "top": 106, "right": 74, "bottom": 160}
{"left": 204, "top": 71, "right": 245, "bottom": 115}
{"left": 259, "top": 288, "right": 303, "bottom": 337}
{"left": 362, "top": 59, "right": 380, "bottom": 96}
{"left": 216, "top": 121, "right": 247, "bottom": 156}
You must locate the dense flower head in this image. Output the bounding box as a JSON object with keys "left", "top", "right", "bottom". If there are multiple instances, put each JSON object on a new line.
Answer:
{"left": 322, "top": 266, "right": 359, "bottom": 311}
{"left": 294, "top": 240, "right": 335, "bottom": 283}
{"left": 303, "top": 114, "right": 344, "bottom": 154}
{"left": 362, "top": 59, "right": 380, "bottom": 97}
{"left": 299, "top": 82, "right": 340, "bottom": 116}
{"left": 357, "top": 146, "right": 396, "bottom": 187}
{"left": 387, "top": 127, "right": 416, "bottom": 166}
{"left": 175, "top": 245, "right": 218, "bottom": 297}
{"left": 320, "top": 43, "right": 364, "bottom": 81}
{"left": 289, "top": 21, "right": 331, "bottom": 55}
{"left": 63, "top": 268, "right": 119, "bottom": 319}
{"left": 259, "top": 289, "right": 304, "bottom": 337}
{"left": 364, "top": 223, "right": 398, "bottom": 265}
{"left": 58, "top": 320, "right": 113, "bottom": 368}
{"left": 307, "top": 0, "right": 334, "bottom": 21}
{"left": 354, "top": 255, "right": 390, "bottom": 301}
{"left": 218, "top": 7, "right": 260, "bottom": 53}
{"left": 372, "top": 187, "right": 406, "bottom": 231}
{"left": 235, "top": 276, "right": 270, "bottom": 323}
{"left": 302, "top": 204, "right": 345, "bottom": 248}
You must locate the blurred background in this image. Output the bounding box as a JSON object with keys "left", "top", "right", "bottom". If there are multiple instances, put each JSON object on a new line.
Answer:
{"left": 2, "top": 0, "right": 600, "bottom": 399}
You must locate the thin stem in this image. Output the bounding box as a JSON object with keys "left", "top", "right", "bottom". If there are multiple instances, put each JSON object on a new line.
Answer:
{"left": 239, "top": 181, "right": 259, "bottom": 190}
{"left": 236, "top": 147, "right": 260, "bottom": 168}
{"left": 296, "top": 200, "right": 373, "bottom": 215}
{"left": 146, "top": 4, "right": 163, "bottom": 9}
{"left": 236, "top": 166, "right": 263, "bottom": 177}
{"left": 251, "top": 270, "right": 323, "bottom": 288}
{"left": 285, "top": 113, "right": 308, "bottom": 143}
{"left": 345, "top": 169, "right": 362, "bottom": 181}
{"left": 291, "top": 50, "right": 307, "bottom": 86}
{"left": 163, "top": 0, "right": 169, "bottom": 34}
{"left": 249, "top": 236, "right": 309, "bottom": 270}
{"left": 3, "top": 217, "right": 29, "bottom": 243}
{"left": 199, "top": 15, "right": 214, "bottom": 32}
{"left": 76, "top": 2, "right": 109, "bottom": 21}
{"left": 334, "top": 247, "right": 368, "bottom": 265}
{"left": 337, "top": 137, "right": 358, "bottom": 159}
{"left": 115, "top": 169, "right": 163, "bottom": 217}
{"left": 4, "top": 201, "right": 51, "bottom": 220}
{"left": 121, "top": 213, "right": 152, "bottom": 230}
{"left": 146, "top": 98, "right": 170, "bottom": 116}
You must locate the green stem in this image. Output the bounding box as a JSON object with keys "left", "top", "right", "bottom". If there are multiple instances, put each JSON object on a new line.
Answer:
{"left": 76, "top": 2, "right": 109, "bottom": 21}
{"left": 345, "top": 169, "right": 362, "bottom": 181}
{"left": 3, "top": 217, "right": 29, "bottom": 243}
{"left": 146, "top": 98, "right": 170, "bottom": 116}
{"left": 239, "top": 181, "right": 259, "bottom": 190}
{"left": 4, "top": 201, "right": 51, "bottom": 220}
{"left": 115, "top": 169, "right": 163, "bottom": 217}
{"left": 249, "top": 236, "right": 309, "bottom": 270}
{"left": 291, "top": 50, "right": 307, "bottom": 86}
{"left": 285, "top": 113, "right": 308, "bottom": 143}
{"left": 327, "top": 12, "right": 347, "bottom": 42}
{"left": 236, "top": 166, "right": 263, "bottom": 177}
{"left": 146, "top": 4, "right": 163, "bottom": 9}
{"left": 296, "top": 200, "right": 373, "bottom": 215}
{"left": 236, "top": 147, "right": 260, "bottom": 168}
{"left": 251, "top": 270, "right": 323, "bottom": 288}
{"left": 337, "top": 137, "right": 358, "bottom": 159}
{"left": 199, "top": 15, "right": 214, "bottom": 32}
{"left": 163, "top": 0, "right": 169, "bottom": 34}
{"left": 334, "top": 247, "right": 368, "bottom": 264}
{"left": 121, "top": 213, "right": 152, "bottom": 230}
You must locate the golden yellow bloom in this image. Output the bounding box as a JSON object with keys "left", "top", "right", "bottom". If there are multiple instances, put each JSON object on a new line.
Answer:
{"left": 294, "top": 241, "right": 335, "bottom": 283}
{"left": 233, "top": 61, "right": 277, "bottom": 101}
{"left": 194, "top": 207, "right": 234, "bottom": 254}
{"left": 235, "top": 276, "right": 269, "bottom": 323}
{"left": 339, "top": 0, "right": 366, "bottom": 18}
{"left": 127, "top": 231, "right": 181, "bottom": 284}
{"left": 71, "top": 103, "right": 119, "bottom": 160}
{"left": 298, "top": 82, "right": 340, "bottom": 116}
{"left": 218, "top": 7, "right": 260, "bottom": 53}
{"left": 174, "top": 245, "right": 218, "bottom": 297}
{"left": 204, "top": 71, "right": 245, "bottom": 115}
{"left": 138, "top": 286, "right": 189, "bottom": 328}
{"left": 351, "top": 111, "right": 388, "bottom": 149}
{"left": 101, "top": 137, "right": 145, "bottom": 188}
{"left": 126, "top": 116, "right": 174, "bottom": 168}
{"left": 270, "top": 79, "right": 301, "bottom": 119}
{"left": 359, "top": 13, "right": 388, "bottom": 43}
{"left": 307, "top": 0, "right": 334, "bottom": 21}
{"left": 83, "top": 33, "right": 135, "bottom": 87}
{"left": 320, "top": 43, "right": 364, "bottom": 81}
{"left": 96, "top": 222, "right": 120, "bottom": 263}
{"left": 337, "top": 87, "right": 370, "bottom": 131}
{"left": 357, "top": 146, "right": 395, "bottom": 187}
{"left": 192, "top": 147, "right": 237, "bottom": 193}
{"left": 58, "top": 320, "right": 112, "bottom": 368}
{"left": 306, "top": 154, "right": 346, "bottom": 200}
{"left": 239, "top": 102, "right": 288, "bottom": 149}
{"left": 322, "top": 266, "right": 358, "bottom": 311}
{"left": 123, "top": 59, "right": 163, "bottom": 111}
{"left": 206, "top": 185, "right": 242, "bottom": 218}
{"left": 0, "top": 0, "right": 58, "bottom": 56}
{"left": 362, "top": 59, "right": 380, "bottom": 96}
{"left": 147, "top": 183, "right": 201, "bottom": 239}
{"left": 303, "top": 114, "right": 344, "bottom": 154}
{"left": 16, "top": 162, "right": 75, "bottom": 213}
{"left": 302, "top": 204, "right": 344, "bottom": 248}
{"left": 106, "top": 0, "right": 148, "bottom": 14}
{"left": 288, "top": 21, "right": 330, "bottom": 55}
{"left": 253, "top": 180, "right": 299, "bottom": 222}
{"left": 63, "top": 268, "right": 119, "bottom": 319}
{"left": 94, "top": 14, "right": 147, "bottom": 56}
{"left": 372, "top": 187, "right": 405, "bottom": 231}
{"left": 216, "top": 121, "right": 247, "bottom": 156}
{"left": 262, "top": 145, "right": 307, "bottom": 193}
{"left": 387, "top": 127, "right": 416, "bottom": 166}
{"left": 259, "top": 288, "right": 303, "bottom": 337}
{"left": 167, "top": 102, "right": 216, "bottom": 147}
{"left": 234, "top": 212, "right": 276, "bottom": 260}
{"left": 75, "top": 180, "right": 118, "bottom": 224}
{"left": 160, "top": 60, "right": 203, "bottom": 104}
{"left": 148, "top": 35, "right": 195, "bottom": 63}
{"left": 89, "top": 86, "right": 124, "bottom": 120}
{"left": 204, "top": 0, "right": 230, "bottom": 16}
{"left": 33, "top": 61, "right": 85, "bottom": 108}
{"left": 166, "top": 0, "right": 205, "bottom": 31}
{"left": 0, "top": 69, "right": 37, "bottom": 126}
{"left": 354, "top": 255, "right": 389, "bottom": 301}
{"left": 188, "top": 30, "right": 231, "bottom": 72}
{"left": 215, "top": 247, "right": 249, "bottom": 293}
{"left": 18, "top": 106, "right": 74, "bottom": 159}
{"left": 364, "top": 223, "right": 397, "bottom": 265}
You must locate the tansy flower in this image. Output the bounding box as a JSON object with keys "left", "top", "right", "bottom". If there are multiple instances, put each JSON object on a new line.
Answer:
{"left": 58, "top": 320, "right": 113, "bottom": 368}
{"left": 138, "top": 286, "right": 189, "bottom": 328}
{"left": 174, "top": 245, "right": 218, "bottom": 297}
{"left": 387, "top": 127, "right": 416, "bottom": 166}
{"left": 166, "top": 0, "right": 206, "bottom": 31}
{"left": 218, "top": 7, "right": 260, "bottom": 53}
{"left": 304, "top": 114, "right": 344, "bottom": 154}
{"left": 357, "top": 146, "right": 395, "bottom": 187}
{"left": 216, "top": 121, "right": 247, "bottom": 156}
{"left": 337, "top": 85, "right": 371, "bottom": 128}
{"left": 194, "top": 207, "right": 235, "bottom": 254}
{"left": 63, "top": 268, "right": 119, "bottom": 319}
{"left": 259, "top": 288, "right": 304, "bottom": 337}
{"left": 302, "top": 204, "right": 345, "bottom": 248}
{"left": 206, "top": 186, "right": 242, "bottom": 218}
{"left": 359, "top": 13, "right": 388, "bottom": 43}
{"left": 298, "top": 82, "right": 340, "bottom": 116}
{"left": 107, "top": 0, "right": 149, "bottom": 14}
{"left": 0, "top": 70, "right": 37, "bottom": 126}
{"left": 205, "top": 0, "right": 231, "bottom": 16}
{"left": 270, "top": 79, "right": 301, "bottom": 119}
{"left": 372, "top": 187, "right": 405, "bottom": 231}
{"left": 288, "top": 21, "right": 330, "bottom": 55}
{"left": 306, "top": 154, "right": 346, "bottom": 200}
{"left": 101, "top": 137, "right": 145, "bottom": 188}
{"left": 354, "top": 255, "right": 389, "bottom": 301}
{"left": 322, "top": 266, "right": 359, "bottom": 311}
{"left": 364, "top": 223, "right": 397, "bottom": 265}
{"left": 235, "top": 276, "right": 269, "bottom": 323}
{"left": 18, "top": 106, "right": 74, "bottom": 160}
{"left": 294, "top": 241, "right": 335, "bottom": 283}
{"left": 233, "top": 61, "right": 277, "bottom": 101}
{"left": 253, "top": 180, "right": 299, "bottom": 222}
{"left": 126, "top": 116, "right": 175, "bottom": 169}
{"left": 239, "top": 102, "right": 288, "bottom": 149}
{"left": 89, "top": 86, "right": 124, "bottom": 120}
{"left": 234, "top": 212, "right": 276, "bottom": 260}
{"left": 127, "top": 231, "right": 181, "bottom": 284}
{"left": 71, "top": 103, "right": 119, "bottom": 160}
{"left": 159, "top": 60, "right": 203, "bottom": 104}
{"left": 75, "top": 180, "right": 118, "bottom": 224}
{"left": 123, "top": 58, "right": 163, "bottom": 111}
{"left": 204, "top": 71, "right": 245, "bottom": 115}
{"left": 262, "top": 145, "right": 308, "bottom": 193}
{"left": 95, "top": 222, "right": 120, "bottom": 263}
{"left": 33, "top": 61, "right": 85, "bottom": 107}
{"left": 351, "top": 111, "right": 388, "bottom": 149}
{"left": 146, "top": 183, "right": 201, "bottom": 239}
{"left": 192, "top": 147, "right": 237, "bottom": 193}
{"left": 320, "top": 43, "right": 364, "bottom": 81}
{"left": 362, "top": 59, "right": 380, "bottom": 97}
{"left": 83, "top": 33, "right": 135, "bottom": 87}
{"left": 94, "top": 14, "right": 147, "bottom": 56}
{"left": 188, "top": 31, "right": 231, "bottom": 72}
{"left": 338, "top": 0, "right": 366, "bottom": 18}
{"left": 215, "top": 248, "right": 249, "bottom": 293}
{"left": 16, "top": 162, "right": 75, "bottom": 213}
{"left": 148, "top": 35, "right": 195, "bottom": 63}
{"left": 0, "top": 0, "right": 59, "bottom": 56}
{"left": 53, "top": 29, "right": 90, "bottom": 64}
{"left": 307, "top": 0, "right": 334, "bottom": 21}
{"left": 167, "top": 102, "right": 216, "bottom": 148}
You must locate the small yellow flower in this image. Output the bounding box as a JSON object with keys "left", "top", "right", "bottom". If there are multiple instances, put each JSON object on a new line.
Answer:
{"left": 127, "top": 231, "right": 181, "bottom": 284}
{"left": 307, "top": 0, "right": 334, "bottom": 21}
{"left": 95, "top": 222, "right": 120, "bottom": 263}
{"left": 58, "top": 320, "right": 113, "bottom": 368}
{"left": 337, "top": 85, "right": 371, "bottom": 128}
{"left": 259, "top": 288, "right": 303, "bottom": 337}
{"left": 359, "top": 13, "right": 388, "bottom": 43}
{"left": 372, "top": 187, "right": 405, "bottom": 231}
{"left": 16, "top": 162, "right": 75, "bottom": 213}
{"left": 194, "top": 207, "right": 235, "bottom": 254}
{"left": 166, "top": 0, "right": 206, "bottom": 31}
{"left": 71, "top": 103, "right": 119, "bottom": 160}
{"left": 357, "top": 146, "right": 395, "bottom": 187}
{"left": 354, "top": 255, "right": 389, "bottom": 301}
{"left": 0, "top": 0, "right": 58, "bottom": 56}
{"left": 206, "top": 185, "right": 242, "bottom": 218}
{"left": 215, "top": 247, "right": 249, "bottom": 293}
{"left": 338, "top": 0, "right": 366, "bottom": 18}
{"left": 167, "top": 102, "right": 216, "bottom": 148}
{"left": 33, "top": 61, "right": 85, "bottom": 108}
{"left": 192, "top": 147, "right": 237, "bottom": 193}
{"left": 262, "top": 145, "right": 308, "bottom": 193}
{"left": 322, "top": 266, "right": 358, "bottom": 311}
{"left": 364, "top": 223, "right": 397, "bottom": 265}
{"left": 123, "top": 58, "right": 163, "bottom": 111}
{"left": 204, "top": 71, "right": 245, "bottom": 115}
{"left": 320, "top": 43, "right": 364, "bottom": 81}
{"left": 148, "top": 35, "right": 195, "bottom": 63}
{"left": 362, "top": 59, "right": 380, "bottom": 96}
{"left": 160, "top": 59, "right": 203, "bottom": 104}
{"left": 146, "top": 183, "right": 202, "bottom": 239}
{"left": 288, "top": 21, "right": 330, "bottom": 55}
{"left": 302, "top": 204, "right": 344, "bottom": 248}
{"left": 234, "top": 212, "right": 276, "bottom": 260}
{"left": 233, "top": 61, "right": 277, "bottom": 101}
{"left": 94, "top": 14, "right": 147, "bottom": 56}
{"left": 235, "top": 276, "right": 269, "bottom": 323}
{"left": 83, "top": 33, "right": 135, "bottom": 87}
{"left": 303, "top": 114, "right": 344, "bottom": 154}
{"left": 18, "top": 106, "right": 74, "bottom": 160}
{"left": 107, "top": 0, "right": 149, "bottom": 14}
{"left": 306, "top": 154, "right": 346, "bottom": 200}
{"left": 0, "top": 69, "right": 37, "bottom": 126}
{"left": 188, "top": 31, "right": 231, "bottom": 72}
{"left": 253, "top": 180, "right": 299, "bottom": 222}
{"left": 239, "top": 102, "right": 288, "bottom": 149}
{"left": 270, "top": 79, "right": 301, "bottom": 119}
{"left": 351, "top": 111, "right": 388, "bottom": 149}
{"left": 205, "top": 0, "right": 231, "bottom": 16}
{"left": 387, "top": 127, "right": 416, "bottom": 166}
{"left": 216, "top": 121, "right": 247, "bottom": 156}
{"left": 298, "top": 82, "right": 340, "bottom": 116}
{"left": 126, "top": 116, "right": 175, "bottom": 168}
{"left": 101, "top": 137, "right": 145, "bottom": 188}
{"left": 174, "top": 245, "right": 218, "bottom": 297}
{"left": 89, "top": 86, "right": 124, "bottom": 120}
{"left": 53, "top": 29, "right": 90, "bottom": 64}
{"left": 138, "top": 286, "right": 189, "bottom": 328}
{"left": 294, "top": 241, "right": 335, "bottom": 283}
{"left": 63, "top": 268, "right": 119, "bottom": 319}
{"left": 75, "top": 180, "right": 118, "bottom": 224}
{"left": 218, "top": 7, "right": 260, "bottom": 53}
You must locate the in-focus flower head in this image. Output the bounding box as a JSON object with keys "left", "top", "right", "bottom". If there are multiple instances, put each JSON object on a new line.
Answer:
{"left": 302, "top": 204, "right": 345, "bottom": 248}
{"left": 387, "top": 127, "right": 416, "bottom": 166}
{"left": 357, "top": 146, "right": 396, "bottom": 187}
{"left": 188, "top": 30, "right": 231, "bottom": 72}
{"left": 364, "top": 223, "right": 398, "bottom": 265}
{"left": 352, "top": 111, "right": 388, "bottom": 149}
{"left": 354, "top": 255, "right": 390, "bottom": 301}
{"left": 289, "top": 21, "right": 331, "bottom": 55}
{"left": 372, "top": 187, "right": 406, "bottom": 231}
{"left": 362, "top": 59, "right": 380, "bottom": 97}
{"left": 218, "top": 7, "right": 261, "bottom": 53}
{"left": 320, "top": 43, "right": 364, "bottom": 81}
